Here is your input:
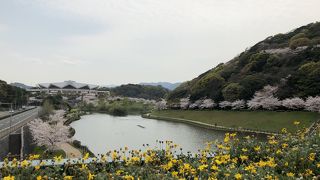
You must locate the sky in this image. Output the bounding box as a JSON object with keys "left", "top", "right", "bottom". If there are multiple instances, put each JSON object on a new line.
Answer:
{"left": 0, "top": 0, "right": 319, "bottom": 86}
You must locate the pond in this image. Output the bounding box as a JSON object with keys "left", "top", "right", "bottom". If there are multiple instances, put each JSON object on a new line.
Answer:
{"left": 71, "top": 113, "right": 234, "bottom": 155}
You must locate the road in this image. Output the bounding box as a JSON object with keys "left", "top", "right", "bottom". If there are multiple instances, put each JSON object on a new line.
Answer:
{"left": 0, "top": 107, "right": 39, "bottom": 134}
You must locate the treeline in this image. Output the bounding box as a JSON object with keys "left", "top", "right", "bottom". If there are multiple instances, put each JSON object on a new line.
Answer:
{"left": 168, "top": 22, "right": 320, "bottom": 103}
{"left": 0, "top": 80, "right": 28, "bottom": 109}
{"left": 109, "top": 84, "right": 169, "bottom": 100}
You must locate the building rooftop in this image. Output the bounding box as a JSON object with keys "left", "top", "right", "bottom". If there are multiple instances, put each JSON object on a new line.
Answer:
{"left": 37, "top": 81, "right": 99, "bottom": 90}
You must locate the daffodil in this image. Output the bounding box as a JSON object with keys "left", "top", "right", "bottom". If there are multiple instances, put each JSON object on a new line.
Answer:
{"left": 64, "top": 176, "right": 73, "bottom": 180}
{"left": 254, "top": 146, "right": 260, "bottom": 151}
{"left": 88, "top": 172, "right": 95, "bottom": 180}
{"left": 286, "top": 172, "right": 294, "bottom": 177}
{"left": 198, "top": 164, "right": 208, "bottom": 171}
{"left": 3, "top": 175, "right": 14, "bottom": 180}
{"left": 234, "top": 173, "right": 242, "bottom": 180}
{"left": 83, "top": 153, "right": 89, "bottom": 160}
{"left": 54, "top": 155, "right": 62, "bottom": 163}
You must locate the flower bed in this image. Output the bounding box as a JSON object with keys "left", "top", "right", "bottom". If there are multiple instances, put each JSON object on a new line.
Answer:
{"left": 1, "top": 123, "right": 319, "bottom": 179}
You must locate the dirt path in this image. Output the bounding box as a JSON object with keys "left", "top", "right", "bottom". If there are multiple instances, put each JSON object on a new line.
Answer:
{"left": 57, "top": 143, "right": 82, "bottom": 158}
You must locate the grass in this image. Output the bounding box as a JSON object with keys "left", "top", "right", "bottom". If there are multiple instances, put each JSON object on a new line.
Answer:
{"left": 151, "top": 110, "right": 319, "bottom": 133}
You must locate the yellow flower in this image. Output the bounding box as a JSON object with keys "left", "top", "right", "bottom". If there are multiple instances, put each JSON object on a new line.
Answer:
{"left": 54, "top": 155, "right": 63, "bottom": 163}
{"left": 268, "top": 139, "right": 278, "bottom": 145}
{"left": 317, "top": 163, "right": 320, "bottom": 168}
{"left": 198, "top": 164, "right": 208, "bottom": 171}
{"left": 286, "top": 172, "right": 294, "bottom": 177}
{"left": 36, "top": 176, "right": 42, "bottom": 180}
{"left": 88, "top": 172, "right": 95, "bottom": 180}
{"left": 80, "top": 164, "right": 87, "bottom": 170}
{"left": 254, "top": 146, "right": 261, "bottom": 151}
{"left": 171, "top": 171, "right": 178, "bottom": 178}
{"left": 35, "top": 165, "right": 40, "bottom": 170}
{"left": 281, "top": 128, "right": 287, "bottom": 133}
{"left": 239, "top": 155, "right": 248, "bottom": 161}
{"left": 83, "top": 153, "right": 89, "bottom": 160}
{"left": 265, "top": 175, "right": 273, "bottom": 180}
{"left": 116, "top": 170, "right": 124, "bottom": 176}
{"left": 21, "top": 160, "right": 29, "bottom": 167}
{"left": 224, "top": 136, "right": 230, "bottom": 143}
{"left": 123, "top": 175, "right": 134, "bottom": 180}
{"left": 215, "top": 159, "right": 223, "bottom": 165}
{"left": 29, "top": 154, "right": 40, "bottom": 160}
{"left": 276, "top": 149, "right": 282, "bottom": 154}
{"left": 211, "top": 165, "right": 219, "bottom": 171}
{"left": 284, "top": 162, "right": 288, "bottom": 166}
{"left": 3, "top": 175, "right": 14, "bottom": 180}
{"left": 234, "top": 173, "right": 242, "bottom": 180}
{"left": 241, "top": 148, "right": 248, "bottom": 152}
{"left": 293, "top": 121, "right": 300, "bottom": 125}
{"left": 281, "top": 143, "right": 288, "bottom": 149}
{"left": 308, "top": 153, "right": 316, "bottom": 161}
{"left": 305, "top": 169, "right": 313, "bottom": 176}
{"left": 64, "top": 176, "right": 73, "bottom": 180}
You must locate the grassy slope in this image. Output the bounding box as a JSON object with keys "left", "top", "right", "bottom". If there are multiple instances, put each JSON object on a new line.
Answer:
{"left": 151, "top": 110, "right": 319, "bottom": 133}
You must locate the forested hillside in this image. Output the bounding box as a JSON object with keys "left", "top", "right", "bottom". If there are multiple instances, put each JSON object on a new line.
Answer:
{"left": 168, "top": 22, "right": 320, "bottom": 102}
{"left": 0, "top": 80, "right": 28, "bottom": 108}
{"left": 110, "top": 84, "right": 169, "bottom": 100}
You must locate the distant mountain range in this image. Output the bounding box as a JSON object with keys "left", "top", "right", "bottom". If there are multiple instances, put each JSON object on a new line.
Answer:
{"left": 139, "top": 82, "right": 181, "bottom": 90}
{"left": 10, "top": 82, "right": 33, "bottom": 90}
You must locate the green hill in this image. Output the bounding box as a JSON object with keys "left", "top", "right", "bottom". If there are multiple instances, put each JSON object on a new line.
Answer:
{"left": 110, "top": 84, "right": 169, "bottom": 100}
{"left": 0, "top": 80, "right": 28, "bottom": 108}
{"left": 168, "top": 22, "right": 320, "bottom": 102}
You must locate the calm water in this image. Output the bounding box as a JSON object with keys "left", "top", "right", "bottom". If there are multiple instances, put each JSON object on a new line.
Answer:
{"left": 71, "top": 113, "right": 227, "bottom": 155}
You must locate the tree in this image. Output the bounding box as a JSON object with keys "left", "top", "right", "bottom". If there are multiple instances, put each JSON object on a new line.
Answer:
{"left": 222, "top": 83, "right": 245, "bottom": 101}
{"left": 282, "top": 97, "right": 305, "bottom": 110}
{"left": 247, "top": 85, "right": 281, "bottom": 110}
{"left": 231, "top": 100, "right": 246, "bottom": 110}
{"left": 39, "top": 100, "right": 54, "bottom": 120}
{"left": 28, "top": 119, "right": 70, "bottom": 151}
{"left": 289, "top": 37, "right": 311, "bottom": 49}
{"left": 219, "top": 101, "right": 232, "bottom": 109}
{"left": 199, "top": 99, "right": 216, "bottom": 109}
{"left": 179, "top": 98, "right": 190, "bottom": 110}
{"left": 189, "top": 99, "right": 203, "bottom": 109}
{"left": 155, "top": 99, "right": 167, "bottom": 110}
{"left": 305, "top": 96, "right": 320, "bottom": 112}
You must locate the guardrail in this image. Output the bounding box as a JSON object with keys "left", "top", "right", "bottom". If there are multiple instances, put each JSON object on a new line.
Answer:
{"left": 0, "top": 108, "right": 39, "bottom": 139}
{"left": 0, "top": 107, "right": 37, "bottom": 120}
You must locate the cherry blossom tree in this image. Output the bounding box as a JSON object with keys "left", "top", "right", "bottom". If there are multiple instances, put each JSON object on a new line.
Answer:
{"left": 282, "top": 97, "right": 305, "bottom": 110}
{"left": 28, "top": 119, "right": 70, "bottom": 150}
{"left": 155, "top": 99, "right": 167, "bottom": 110}
{"left": 219, "top": 101, "right": 232, "bottom": 109}
{"left": 247, "top": 85, "right": 281, "bottom": 110}
{"left": 305, "top": 96, "right": 320, "bottom": 112}
{"left": 179, "top": 97, "right": 190, "bottom": 110}
{"left": 28, "top": 111, "right": 70, "bottom": 151}
{"left": 231, "top": 100, "right": 246, "bottom": 110}
{"left": 189, "top": 100, "right": 203, "bottom": 109}
{"left": 199, "top": 99, "right": 216, "bottom": 109}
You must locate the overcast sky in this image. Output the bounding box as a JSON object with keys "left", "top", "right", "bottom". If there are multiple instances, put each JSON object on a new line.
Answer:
{"left": 0, "top": 0, "right": 319, "bottom": 86}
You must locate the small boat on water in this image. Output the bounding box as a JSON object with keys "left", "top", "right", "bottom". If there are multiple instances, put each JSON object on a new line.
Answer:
{"left": 137, "top": 125, "right": 145, "bottom": 128}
